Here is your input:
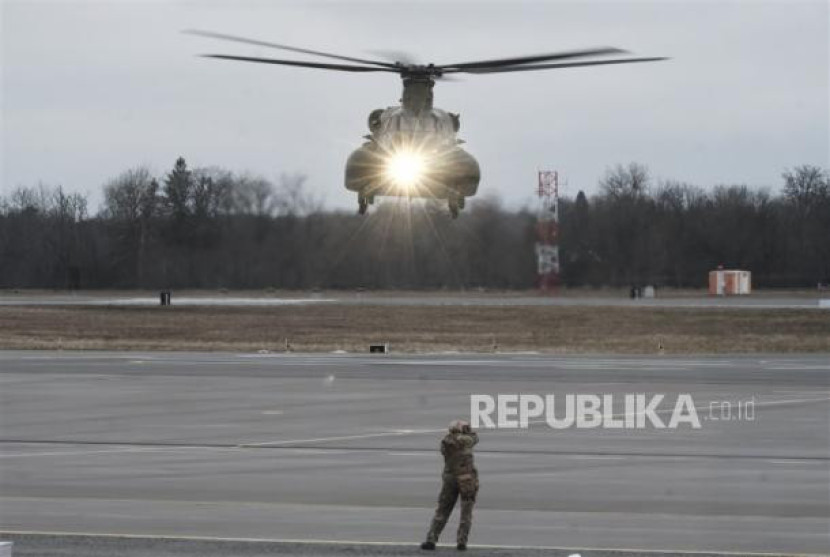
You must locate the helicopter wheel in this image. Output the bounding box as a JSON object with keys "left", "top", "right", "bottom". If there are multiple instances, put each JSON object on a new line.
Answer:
{"left": 458, "top": 196, "right": 466, "bottom": 210}
{"left": 358, "top": 195, "right": 368, "bottom": 215}
{"left": 448, "top": 197, "right": 460, "bottom": 219}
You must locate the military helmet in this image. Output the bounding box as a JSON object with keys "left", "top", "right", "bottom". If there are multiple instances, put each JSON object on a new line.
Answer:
{"left": 449, "top": 419, "right": 469, "bottom": 433}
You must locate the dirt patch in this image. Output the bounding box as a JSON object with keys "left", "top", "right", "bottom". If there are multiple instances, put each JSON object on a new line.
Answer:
{"left": 0, "top": 304, "right": 827, "bottom": 353}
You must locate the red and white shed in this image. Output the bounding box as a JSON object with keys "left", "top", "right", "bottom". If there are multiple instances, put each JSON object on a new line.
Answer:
{"left": 709, "top": 269, "right": 751, "bottom": 296}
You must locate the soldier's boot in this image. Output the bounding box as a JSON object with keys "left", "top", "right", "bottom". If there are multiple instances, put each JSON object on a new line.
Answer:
{"left": 420, "top": 541, "right": 436, "bottom": 551}
{"left": 456, "top": 543, "right": 467, "bottom": 551}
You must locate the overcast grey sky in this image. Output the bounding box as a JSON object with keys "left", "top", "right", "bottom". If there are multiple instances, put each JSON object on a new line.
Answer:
{"left": 2, "top": 0, "right": 828, "bottom": 210}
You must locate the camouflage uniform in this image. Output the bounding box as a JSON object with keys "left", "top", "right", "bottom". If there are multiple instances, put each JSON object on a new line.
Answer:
{"left": 425, "top": 429, "right": 479, "bottom": 546}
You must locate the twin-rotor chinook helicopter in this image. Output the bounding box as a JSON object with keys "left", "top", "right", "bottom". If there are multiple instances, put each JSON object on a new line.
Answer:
{"left": 188, "top": 30, "right": 666, "bottom": 217}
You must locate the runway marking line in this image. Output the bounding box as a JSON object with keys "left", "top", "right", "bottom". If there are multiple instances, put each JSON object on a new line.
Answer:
{"left": 0, "top": 530, "right": 824, "bottom": 557}
{"left": 239, "top": 429, "right": 440, "bottom": 448}
{"left": 240, "top": 397, "right": 830, "bottom": 449}
{"left": 570, "top": 455, "right": 625, "bottom": 460}
{"left": 5, "top": 396, "right": 827, "bottom": 455}
{"left": 0, "top": 447, "right": 155, "bottom": 459}
{"left": 3, "top": 442, "right": 827, "bottom": 462}
{"left": 0, "top": 445, "right": 249, "bottom": 459}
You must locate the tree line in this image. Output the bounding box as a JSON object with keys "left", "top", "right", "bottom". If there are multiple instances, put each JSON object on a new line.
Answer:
{"left": 1, "top": 158, "right": 827, "bottom": 290}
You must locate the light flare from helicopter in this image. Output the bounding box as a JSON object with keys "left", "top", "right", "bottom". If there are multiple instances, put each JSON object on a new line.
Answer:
{"left": 385, "top": 150, "right": 426, "bottom": 189}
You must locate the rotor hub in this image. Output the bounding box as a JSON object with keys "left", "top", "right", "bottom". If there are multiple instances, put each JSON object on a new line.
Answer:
{"left": 399, "top": 65, "right": 441, "bottom": 82}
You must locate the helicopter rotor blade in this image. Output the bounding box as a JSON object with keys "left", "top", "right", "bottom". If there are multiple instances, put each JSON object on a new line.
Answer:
{"left": 185, "top": 29, "right": 399, "bottom": 69}
{"left": 439, "top": 47, "right": 627, "bottom": 70}
{"left": 200, "top": 54, "right": 400, "bottom": 72}
{"left": 367, "top": 50, "right": 418, "bottom": 66}
{"left": 449, "top": 56, "right": 669, "bottom": 74}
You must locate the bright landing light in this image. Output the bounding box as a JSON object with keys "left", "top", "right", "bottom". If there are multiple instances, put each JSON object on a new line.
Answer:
{"left": 385, "top": 151, "right": 425, "bottom": 188}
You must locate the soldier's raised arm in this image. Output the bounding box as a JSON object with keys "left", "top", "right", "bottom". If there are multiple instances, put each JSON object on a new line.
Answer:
{"left": 458, "top": 431, "right": 478, "bottom": 449}
{"left": 459, "top": 422, "right": 478, "bottom": 447}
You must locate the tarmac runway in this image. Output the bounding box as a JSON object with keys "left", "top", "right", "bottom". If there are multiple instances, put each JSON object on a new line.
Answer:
{"left": 0, "top": 292, "right": 828, "bottom": 309}
{"left": 1, "top": 352, "right": 829, "bottom": 555}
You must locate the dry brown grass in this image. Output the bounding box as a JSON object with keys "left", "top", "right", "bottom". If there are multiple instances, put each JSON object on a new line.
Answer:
{"left": 0, "top": 304, "right": 828, "bottom": 354}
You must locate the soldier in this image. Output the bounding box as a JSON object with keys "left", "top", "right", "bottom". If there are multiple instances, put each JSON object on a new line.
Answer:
{"left": 421, "top": 419, "right": 479, "bottom": 551}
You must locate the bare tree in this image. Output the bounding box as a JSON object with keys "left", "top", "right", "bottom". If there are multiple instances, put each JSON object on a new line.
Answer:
{"left": 103, "top": 167, "right": 156, "bottom": 221}
{"left": 275, "top": 173, "right": 321, "bottom": 216}
{"left": 232, "top": 174, "right": 278, "bottom": 217}
{"left": 599, "top": 162, "right": 650, "bottom": 199}
{"left": 783, "top": 165, "right": 829, "bottom": 208}
{"left": 102, "top": 166, "right": 159, "bottom": 285}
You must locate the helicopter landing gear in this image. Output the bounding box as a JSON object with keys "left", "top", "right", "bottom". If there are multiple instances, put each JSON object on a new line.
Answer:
{"left": 357, "top": 194, "right": 375, "bottom": 215}
{"left": 448, "top": 195, "right": 465, "bottom": 219}
{"left": 448, "top": 196, "right": 462, "bottom": 219}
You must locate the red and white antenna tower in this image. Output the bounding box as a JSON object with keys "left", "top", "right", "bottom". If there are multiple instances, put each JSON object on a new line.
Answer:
{"left": 536, "top": 170, "right": 560, "bottom": 292}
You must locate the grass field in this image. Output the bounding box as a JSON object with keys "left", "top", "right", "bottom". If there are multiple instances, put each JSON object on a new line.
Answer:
{"left": 1, "top": 304, "right": 828, "bottom": 353}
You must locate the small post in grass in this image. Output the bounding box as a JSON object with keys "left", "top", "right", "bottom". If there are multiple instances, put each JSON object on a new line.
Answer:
{"left": 369, "top": 343, "right": 388, "bottom": 354}
{"left": 159, "top": 290, "right": 172, "bottom": 306}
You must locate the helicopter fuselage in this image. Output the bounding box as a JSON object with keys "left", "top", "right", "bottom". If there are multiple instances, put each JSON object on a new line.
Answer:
{"left": 344, "top": 75, "right": 480, "bottom": 216}
{"left": 345, "top": 106, "right": 480, "bottom": 198}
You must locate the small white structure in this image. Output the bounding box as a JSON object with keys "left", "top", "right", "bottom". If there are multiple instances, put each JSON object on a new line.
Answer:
{"left": 709, "top": 269, "right": 751, "bottom": 296}
{"left": 0, "top": 541, "right": 12, "bottom": 557}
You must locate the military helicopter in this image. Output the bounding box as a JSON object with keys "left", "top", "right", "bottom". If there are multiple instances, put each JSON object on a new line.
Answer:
{"left": 187, "top": 30, "right": 666, "bottom": 217}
